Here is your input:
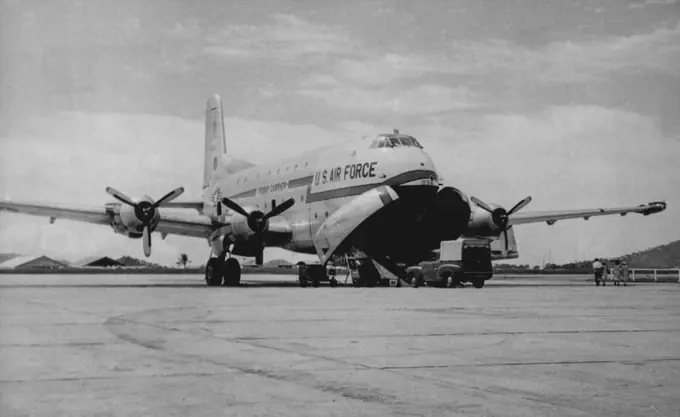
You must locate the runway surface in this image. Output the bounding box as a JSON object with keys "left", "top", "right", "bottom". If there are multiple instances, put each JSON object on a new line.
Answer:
{"left": 1, "top": 273, "right": 678, "bottom": 416}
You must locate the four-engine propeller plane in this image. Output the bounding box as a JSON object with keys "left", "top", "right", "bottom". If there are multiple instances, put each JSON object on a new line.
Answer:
{"left": 0, "top": 95, "right": 667, "bottom": 286}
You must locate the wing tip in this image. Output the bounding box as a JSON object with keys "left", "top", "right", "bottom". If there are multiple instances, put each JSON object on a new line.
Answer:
{"left": 641, "top": 201, "right": 667, "bottom": 216}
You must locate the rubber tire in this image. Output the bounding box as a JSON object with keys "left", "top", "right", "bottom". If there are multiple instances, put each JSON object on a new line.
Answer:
{"left": 443, "top": 272, "right": 454, "bottom": 288}
{"left": 205, "top": 258, "right": 223, "bottom": 287}
{"left": 329, "top": 278, "right": 338, "bottom": 288}
{"left": 407, "top": 270, "right": 420, "bottom": 288}
{"left": 472, "top": 279, "right": 485, "bottom": 289}
{"left": 223, "top": 258, "right": 241, "bottom": 286}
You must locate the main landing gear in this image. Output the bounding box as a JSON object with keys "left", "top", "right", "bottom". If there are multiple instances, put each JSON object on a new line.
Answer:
{"left": 205, "top": 253, "right": 241, "bottom": 287}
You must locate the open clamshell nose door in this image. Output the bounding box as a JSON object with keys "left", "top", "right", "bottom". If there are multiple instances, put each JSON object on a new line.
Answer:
{"left": 313, "top": 185, "right": 399, "bottom": 265}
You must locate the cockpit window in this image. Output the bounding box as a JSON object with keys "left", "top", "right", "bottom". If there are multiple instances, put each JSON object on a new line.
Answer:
{"left": 369, "top": 135, "right": 424, "bottom": 149}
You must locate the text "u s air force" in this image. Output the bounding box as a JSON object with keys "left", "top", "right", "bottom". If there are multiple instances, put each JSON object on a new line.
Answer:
{"left": 315, "top": 162, "right": 378, "bottom": 186}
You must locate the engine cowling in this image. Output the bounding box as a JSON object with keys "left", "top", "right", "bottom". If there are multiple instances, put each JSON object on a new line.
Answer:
{"left": 107, "top": 195, "right": 161, "bottom": 238}
{"left": 464, "top": 195, "right": 532, "bottom": 239}
{"left": 466, "top": 203, "right": 504, "bottom": 237}
{"left": 229, "top": 209, "right": 265, "bottom": 241}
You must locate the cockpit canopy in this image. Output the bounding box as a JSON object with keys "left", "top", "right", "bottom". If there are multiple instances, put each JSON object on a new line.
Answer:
{"left": 369, "top": 133, "right": 423, "bottom": 149}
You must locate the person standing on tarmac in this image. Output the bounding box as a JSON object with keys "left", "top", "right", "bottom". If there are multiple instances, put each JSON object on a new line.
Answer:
{"left": 592, "top": 258, "right": 605, "bottom": 286}
{"left": 613, "top": 260, "right": 622, "bottom": 286}
{"left": 620, "top": 261, "right": 630, "bottom": 286}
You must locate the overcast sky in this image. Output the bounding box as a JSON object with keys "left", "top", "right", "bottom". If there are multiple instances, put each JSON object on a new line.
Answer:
{"left": 1, "top": 0, "right": 678, "bottom": 266}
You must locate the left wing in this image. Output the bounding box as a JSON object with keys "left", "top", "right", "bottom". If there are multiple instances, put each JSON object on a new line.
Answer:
{"left": 0, "top": 200, "right": 221, "bottom": 239}
{"left": 509, "top": 201, "right": 667, "bottom": 226}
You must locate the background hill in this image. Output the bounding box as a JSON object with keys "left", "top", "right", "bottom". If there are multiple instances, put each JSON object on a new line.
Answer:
{"left": 115, "top": 256, "right": 164, "bottom": 268}
{"left": 495, "top": 239, "right": 680, "bottom": 271}
{"left": 620, "top": 240, "right": 680, "bottom": 268}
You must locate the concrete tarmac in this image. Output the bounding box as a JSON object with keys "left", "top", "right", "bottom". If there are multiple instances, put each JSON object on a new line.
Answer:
{"left": 1, "top": 274, "right": 678, "bottom": 416}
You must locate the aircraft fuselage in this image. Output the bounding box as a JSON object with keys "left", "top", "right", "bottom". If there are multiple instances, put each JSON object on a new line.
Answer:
{"left": 204, "top": 134, "right": 449, "bottom": 264}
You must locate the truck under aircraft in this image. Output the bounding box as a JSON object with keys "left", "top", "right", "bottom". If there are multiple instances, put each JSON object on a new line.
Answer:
{"left": 0, "top": 95, "right": 667, "bottom": 287}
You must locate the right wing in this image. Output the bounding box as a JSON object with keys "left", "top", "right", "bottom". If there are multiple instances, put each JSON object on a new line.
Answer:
{"left": 508, "top": 201, "right": 667, "bottom": 226}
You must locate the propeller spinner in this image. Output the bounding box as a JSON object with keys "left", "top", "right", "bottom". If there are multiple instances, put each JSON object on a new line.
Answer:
{"left": 106, "top": 186, "right": 185, "bottom": 257}
{"left": 470, "top": 195, "right": 532, "bottom": 251}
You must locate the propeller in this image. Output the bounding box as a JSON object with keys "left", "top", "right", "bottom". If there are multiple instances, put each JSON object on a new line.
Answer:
{"left": 470, "top": 195, "right": 532, "bottom": 251}
{"left": 106, "top": 186, "right": 185, "bottom": 257}
{"left": 220, "top": 196, "right": 295, "bottom": 265}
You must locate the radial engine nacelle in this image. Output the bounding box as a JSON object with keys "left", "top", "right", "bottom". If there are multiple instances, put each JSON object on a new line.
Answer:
{"left": 219, "top": 196, "right": 296, "bottom": 264}
{"left": 464, "top": 195, "right": 532, "bottom": 238}
{"left": 105, "top": 186, "right": 185, "bottom": 257}
{"left": 108, "top": 195, "right": 161, "bottom": 238}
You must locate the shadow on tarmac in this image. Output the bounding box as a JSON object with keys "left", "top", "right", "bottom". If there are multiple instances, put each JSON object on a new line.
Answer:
{"left": 0, "top": 281, "right": 619, "bottom": 289}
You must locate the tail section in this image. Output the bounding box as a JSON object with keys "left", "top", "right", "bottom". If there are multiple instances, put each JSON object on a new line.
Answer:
{"left": 203, "top": 94, "right": 227, "bottom": 189}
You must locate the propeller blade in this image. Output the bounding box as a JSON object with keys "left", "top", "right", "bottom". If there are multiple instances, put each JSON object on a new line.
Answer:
{"left": 142, "top": 226, "right": 152, "bottom": 257}
{"left": 507, "top": 196, "right": 532, "bottom": 216}
{"left": 221, "top": 198, "right": 250, "bottom": 217}
{"left": 153, "top": 187, "right": 185, "bottom": 208}
{"left": 106, "top": 187, "right": 136, "bottom": 207}
{"left": 504, "top": 229, "right": 509, "bottom": 252}
{"left": 265, "top": 198, "right": 295, "bottom": 219}
{"left": 470, "top": 196, "right": 494, "bottom": 213}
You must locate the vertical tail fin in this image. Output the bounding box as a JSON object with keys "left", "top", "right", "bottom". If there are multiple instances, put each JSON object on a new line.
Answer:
{"left": 203, "top": 94, "right": 227, "bottom": 189}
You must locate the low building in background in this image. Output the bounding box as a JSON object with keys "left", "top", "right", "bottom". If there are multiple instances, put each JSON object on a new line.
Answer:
{"left": 0, "top": 255, "right": 69, "bottom": 269}
{"left": 76, "top": 256, "right": 124, "bottom": 268}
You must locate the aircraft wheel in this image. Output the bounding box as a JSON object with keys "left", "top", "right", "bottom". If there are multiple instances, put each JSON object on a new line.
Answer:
{"left": 299, "top": 276, "right": 308, "bottom": 287}
{"left": 223, "top": 257, "right": 241, "bottom": 286}
{"left": 472, "top": 279, "right": 485, "bottom": 289}
{"left": 205, "top": 258, "right": 223, "bottom": 287}
{"left": 329, "top": 278, "right": 338, "bottom": 287}
{"left": 406, "top": 270, "right": 420, "bottom": 288}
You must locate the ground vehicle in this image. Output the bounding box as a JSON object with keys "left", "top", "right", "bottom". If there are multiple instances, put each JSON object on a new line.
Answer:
{"left": 297, "top": 263, "right": 329, "bottom": 287}
{"left": 406, "top": 238, "right": 493, "bottom": 288}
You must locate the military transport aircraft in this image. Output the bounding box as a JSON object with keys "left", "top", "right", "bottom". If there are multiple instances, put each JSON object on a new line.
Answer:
{"left": 0, "top": 95, "right": 667, "bottom": 287}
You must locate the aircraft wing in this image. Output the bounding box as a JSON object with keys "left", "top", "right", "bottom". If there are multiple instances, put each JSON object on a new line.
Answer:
{"left": 0, "top": 200, "right": 220, "bottom": 238}
{"left": 508, "top": 201, "right": 667, "bottom": 226}
{"left": 162, "top": 201, "right": 205, "bottom": 213}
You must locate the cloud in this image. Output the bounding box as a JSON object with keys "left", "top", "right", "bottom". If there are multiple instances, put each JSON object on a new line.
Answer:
{"left": 628, "top": 0, "right": 679, "bottom": 9}
{"left": 331, "top": 53, "right": 451, "bottom": 86}
{"left": 446, "top": 20, "right": 680, "bottom": 83}
{"left": 298, "top": 84, "right": 481, "bottom": 114}
{"left": 203, "top": 14, "right": 354, "bottom": 63}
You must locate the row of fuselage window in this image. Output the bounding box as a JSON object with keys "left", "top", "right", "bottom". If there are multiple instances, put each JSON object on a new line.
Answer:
{"left": 235, "top": 161, "right": 310, "bottom": 185}
{"left": 244, "top": 195, "right": 329, "bottom": 220}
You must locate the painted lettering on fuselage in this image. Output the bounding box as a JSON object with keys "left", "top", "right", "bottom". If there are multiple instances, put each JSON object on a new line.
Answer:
{"left": 257, "top": 180, "right": 289, "bottom": 196}
{"left": 314, "top": 162, "right": 378, "bottom": 186}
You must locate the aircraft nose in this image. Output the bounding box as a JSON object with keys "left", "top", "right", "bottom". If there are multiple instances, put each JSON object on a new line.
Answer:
{"left": 392, "top": 147, "right": 440, "bottom": 186}
{"left": 414, "top": 149, "right": 439, "bottom": 180}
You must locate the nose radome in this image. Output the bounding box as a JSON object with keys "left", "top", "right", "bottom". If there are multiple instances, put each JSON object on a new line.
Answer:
{"left": 410, "top": 148, "right": 438, "bottom": 179}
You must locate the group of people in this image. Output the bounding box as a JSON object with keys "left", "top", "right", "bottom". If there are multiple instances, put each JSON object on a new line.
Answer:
{"left": 592, "top": 258, "right": 630, "bottom": 286}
